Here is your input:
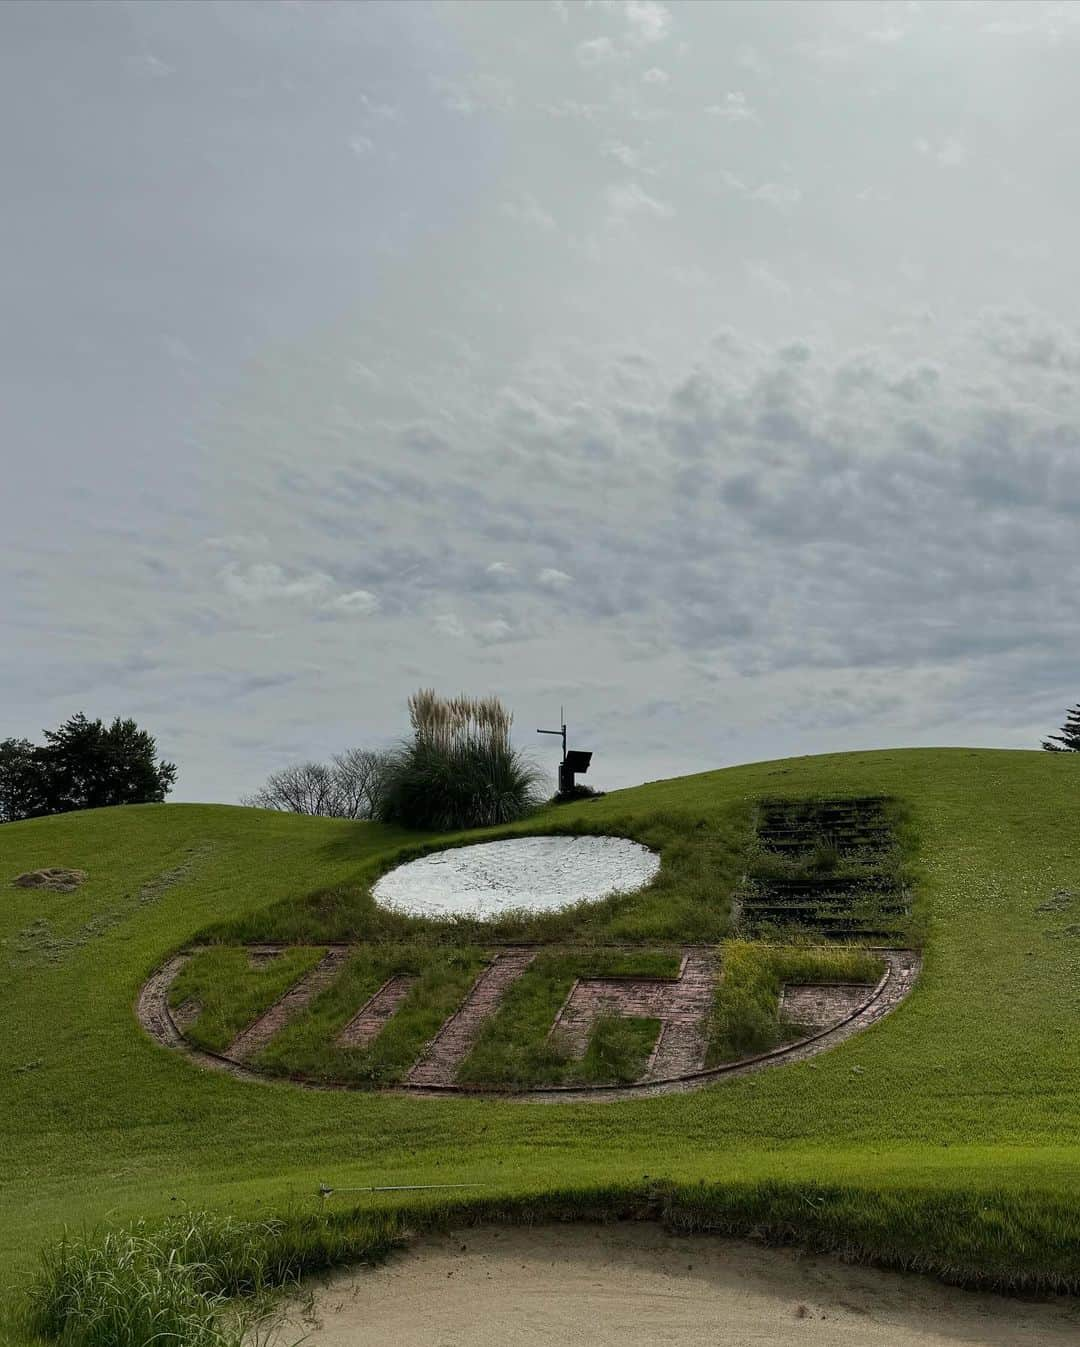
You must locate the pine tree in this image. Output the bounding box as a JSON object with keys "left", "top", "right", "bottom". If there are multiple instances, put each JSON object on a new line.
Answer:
{"left": 1043, "top": 704, "right": 1080, "bottom": 752}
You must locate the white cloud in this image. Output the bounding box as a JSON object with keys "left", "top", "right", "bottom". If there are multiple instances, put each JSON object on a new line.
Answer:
{"left": 222, "top": 564, "right": 334, "bottom": 604}
{"left": 745, "top": 261, "right": 791, "bottom": 298}
{"left": 221, "top": 564, "right": 378, "bottom": 616}
{"left": 486, "top": 561, "right": 518, "bottom": 576}
{"left": 138, "top": 51, "right": 173, "bottom": 79}
{"left": 707, "top": 91, "right": 754, "bottom": 121}
{"left": 437, "top": 74, "right": 515, "bottom": 115}
{"left": 476, "top": 618, "right": 515, "bottom": 643}
{"left": 606, "top": 180, "right": 674, "bottom": 221}
{"left": 576, "top": 36, "right": 618, "bottom": 66}
{"left": 537, "top": 567, "right": 573, "bottom": 589}
{"left": 714, "top": 171, "right": 801, "bottom": 208}
{"left": 432, "top": 613, "right": 467, "bottom": 638}
{"left": 623, "top": 1, "right": 672, "bottom": 45}
{"left": 751, "top": 182, "right": 801, "bottom": 206}
{"left": 542, "top": 99, "right": 604, "bottom": 120}
{"left": 602, "top": 140, "right": 640, "bottom": 168}
{"left": 349, "top": 135, "right": 374, "bottom": 157}
{"left": 916, "top": 135, "right": 967, "bottom": 168}
{"left": 642, "top": 66, "right": 669, "bottom": 84}
{"left": 357, "top": 93, "right": 397, "bottom": 124}
{"left": 500, "top": 195, "right": 557, "bottom": 231}
{"left": 735, "top": 43, "right": 766, "bottom": 75}
{"left": 328, "top": 589, "right": 380, "bottom": 615}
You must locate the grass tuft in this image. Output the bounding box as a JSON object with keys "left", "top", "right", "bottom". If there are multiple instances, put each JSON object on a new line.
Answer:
{"left": 707, "top": 940, "right": 884, "bottom": 1063}
{"left": 24, "top": 1209, "right": 408, "bottom": 1347}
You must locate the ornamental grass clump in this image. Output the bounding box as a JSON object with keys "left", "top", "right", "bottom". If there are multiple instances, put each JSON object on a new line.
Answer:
{"left": 24, "top": 1208, "right": 409, "bottom": 1347}
{"left": 375, "top": 689, "right": 543, "bottom": 831}
{"left": 25, "top": 1213, "right": 275, "bottom": 1347}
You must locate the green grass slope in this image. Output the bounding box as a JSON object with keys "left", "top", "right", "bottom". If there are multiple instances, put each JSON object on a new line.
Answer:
{"left": 3, "top": 748, "right": 1080, "bottom": 1331}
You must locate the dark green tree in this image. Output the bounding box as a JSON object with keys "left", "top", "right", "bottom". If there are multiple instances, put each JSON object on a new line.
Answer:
{"left": 0, "top": 714, "right": 177, "bottom": 821}
{"left": 1043, "top": 705, "right": 1080, "bottom": 752}
{"left": 0, "top": 738, "right": 48, "bottom": 822}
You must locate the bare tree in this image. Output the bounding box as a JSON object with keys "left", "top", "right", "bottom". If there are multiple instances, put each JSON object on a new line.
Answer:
{"left": 329, "top": 748, "right": 389, "bottom": 819}
{"left": 243, "top": 750, "right": 390, "bottom": 819}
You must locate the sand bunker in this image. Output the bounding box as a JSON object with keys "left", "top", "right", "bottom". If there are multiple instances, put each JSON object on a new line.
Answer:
{"left": 264, "top": 1224, "right": 1080, "bottom": 1347}
{"left": 372, "top": 835, "right": 660, "bottom": 919}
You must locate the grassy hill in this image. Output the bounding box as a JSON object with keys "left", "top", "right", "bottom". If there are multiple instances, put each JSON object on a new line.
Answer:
{"left": 4, "top": 747, "right": 1080, "bottom": 1337}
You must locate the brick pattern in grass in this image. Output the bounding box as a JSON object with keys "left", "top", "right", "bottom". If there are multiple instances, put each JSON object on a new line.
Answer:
{"left": 551, "top": 947, "right": 718, "bottom": 1081}
{"left": 407, "top": 949, "right": 539, "bottom": 1087}
{"left": 455, "top": 947, "right": 685, "bottom": 1089}
{"left": 251, "top": 944, "right": 490, "bottom": 1086}
{"left": 166, "top": 945, "right": 328, "bottom": 1055}
{"left": 739, "top": 796, "right": 912, "bottom": 944}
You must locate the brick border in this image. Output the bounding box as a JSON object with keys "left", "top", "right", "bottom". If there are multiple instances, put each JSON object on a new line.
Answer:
{"left": 135, "top": 944, "right": 920, "bottom": 1103}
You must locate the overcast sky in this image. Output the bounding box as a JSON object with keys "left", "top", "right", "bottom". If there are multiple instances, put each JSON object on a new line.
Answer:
{"left": 4, "top": 0, "right": 1080, "bottom": 802}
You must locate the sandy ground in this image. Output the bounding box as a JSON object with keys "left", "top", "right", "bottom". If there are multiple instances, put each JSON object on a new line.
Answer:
{"left": 372, "top": 835, "right": 660, "bottom": 918}
{"left": 264, "top": 1223, "right": 1080, "bottom": 1346}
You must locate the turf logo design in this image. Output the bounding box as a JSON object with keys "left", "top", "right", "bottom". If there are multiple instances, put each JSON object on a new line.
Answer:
{"left": 138, "top": 941, "right": 919, "bottom": 1100}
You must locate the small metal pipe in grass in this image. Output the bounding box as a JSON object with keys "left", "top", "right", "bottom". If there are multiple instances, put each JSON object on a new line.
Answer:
{"left": 319, "top": 1182, "right": 487, "bottom": 1198}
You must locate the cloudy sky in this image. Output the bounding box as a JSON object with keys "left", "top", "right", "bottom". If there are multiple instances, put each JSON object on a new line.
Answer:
{"left": 4, "top": 0, "right": 1080, "bottom": 802}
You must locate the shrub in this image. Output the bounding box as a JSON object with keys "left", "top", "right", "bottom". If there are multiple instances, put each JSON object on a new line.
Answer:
{"left": 374, "top": 690, "right": 543, "bottom": 831}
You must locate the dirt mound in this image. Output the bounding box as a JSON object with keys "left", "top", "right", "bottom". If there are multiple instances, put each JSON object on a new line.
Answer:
{"left": 12, "top": 867, "right": 87, "bottom": 893}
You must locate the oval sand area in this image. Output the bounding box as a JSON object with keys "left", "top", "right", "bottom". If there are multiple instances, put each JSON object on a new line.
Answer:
{"left": 372, "top": 835, "right": 660, "bottom": 918}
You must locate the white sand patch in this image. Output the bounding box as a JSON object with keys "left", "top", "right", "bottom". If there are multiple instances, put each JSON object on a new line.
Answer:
{"left": 372, "top": 835, "right": 660, "bottom": 918}
{"left": 262, "top": 1224, "right": 1080, "bottom": 1347}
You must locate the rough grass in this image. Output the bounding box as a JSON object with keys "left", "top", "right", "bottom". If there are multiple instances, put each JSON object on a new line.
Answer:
{"left": 6, "top": 750, "right": 1080, "bottom": 1340}
{"left": 706, "top": 941, "right": 885, "bottom": 1064}
{"left": 202, "top": 807, "right": 748, "bottom": 947}
{"left": 253, "top": 945, "right": 490, "bottom": 1085}
{"left": 577, "top": 1015, "right": 661, "bottom": 1084}
{"left": 167, "top": 946, "right": 326, "bottom": 1054}
{"left": 22, "top": 1208, "right": 407, "bottom": 1347}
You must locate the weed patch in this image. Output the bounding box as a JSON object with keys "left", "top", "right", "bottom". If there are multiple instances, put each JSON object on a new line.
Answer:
{"left": 707, "top": 941, "right": 884, "bottom": 1064}
{"left": 24, "top": 1209, "right": 406, "bottom": 1347}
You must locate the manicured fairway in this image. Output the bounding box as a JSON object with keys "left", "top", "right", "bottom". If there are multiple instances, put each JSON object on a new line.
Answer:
{"left": 4, "top": 748, "right": 1080, "bottom": 1337}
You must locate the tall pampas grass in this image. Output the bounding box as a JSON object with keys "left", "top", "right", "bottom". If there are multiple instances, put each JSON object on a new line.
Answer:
{"left": 376, "top": 690, "right": 542, "bottom": 830}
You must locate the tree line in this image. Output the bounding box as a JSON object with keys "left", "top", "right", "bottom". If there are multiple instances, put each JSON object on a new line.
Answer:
{"left": 0, "top": 713, "right": 176, "bottom": 823}
{"left": 6, "top": 699, "right": 1080, "bottom": 829}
